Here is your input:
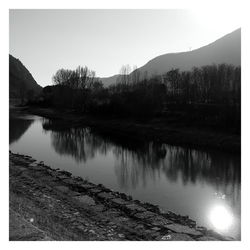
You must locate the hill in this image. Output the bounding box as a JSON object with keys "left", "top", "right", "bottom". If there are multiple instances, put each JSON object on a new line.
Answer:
{"left": 98, "top": 74, "right": 121, "bottom": 88}
{"left": 9, "top": 54, "right": 42, "bottom": 98}
{"left": 100, "top": 28, "right": 241, "bottom": 87}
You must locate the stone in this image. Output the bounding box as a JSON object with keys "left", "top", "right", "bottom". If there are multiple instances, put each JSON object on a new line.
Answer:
{"left": 89, "top": 188, "right": 103, "bottom": 194}
{"left": 70, "top": 191, "right": 81, "bottom": 196}
{"left": 145, "top": 229, "right": 154, "bottom": 234}
{"left": 18, "top": 166, "right": 28, "bottom": 172}
{"left": 56, "top": 174, "right": 69, "bottom": 180}
{"left": 125, "top": 204, "right": 147, "bottom": 213}
{"left": 29, "top": 162, "right": 38, "bottom": 168}
{"left": 58, "top": 170, "right": 72, "bottom": 177}
{"left": 133, "top": 211, "right": 156, "bottom": 220}
{"left": 103, "top": 209, "right": 121, "bottom": 218}
{"left": 75, "top": 195, "right": 96, "bottom": 206}
{"left": 74, "top": 177, "right": 83, "bottom": 181}
{"left": 31, "top": 165, "right": 45, "bottom": 171}
{"left": 157, "top": 233, "right": 193, "bottom": 241}
{"left": 92, "top": 205, "right": 105, "bottom": 212}
{"left": 80, "top": 183, "right": 96, "bottom": 189}
{"left": 151, "top": 232, "right": 161, "bottom": 238}
{"left": 164, "top": 223, "right": 202, "bottom": 236}
{"left": 197, "top": 236, "right": 218, "bottom": 241}
{"left": 111, "top": 198, "right": 129, "bottom": 206}
{"left": 39, "top": 176, "right": 59, "bottom": 183}
{"left": 150, "top": 216, "right": 172, "bottom": 227}
{"left": 49, "top": 171, "right": 59, "bottom": 177}
{"left": 196, "top": 226, "right": 207, "bottom": 233}
{"left": 54, "top": 185, "right": 70, "bottom": 193}
{"left": 223, "top": 236, "right": 235, "bottom": 241}
{"left": 206, "top": 230, "right": 226, "bottom": 240}
{"left": 77, "top": 225, "right": 86, "bottom": 231}
{"left": 97, "top": 192, "right": 115, "bottom": 200}
{"left": 63, "top": 178, "right": 78, "bottom": 186}
{"left": 116, "top": 217, "right": 130, "bottom": 223}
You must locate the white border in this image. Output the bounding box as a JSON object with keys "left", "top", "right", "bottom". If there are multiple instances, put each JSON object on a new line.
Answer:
{"left": 1, "top": 1, "right": 249, "bottom": 250}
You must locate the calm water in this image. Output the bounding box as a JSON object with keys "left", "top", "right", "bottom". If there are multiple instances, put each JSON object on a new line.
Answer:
{"left": 9, "top": 112, "right": 241, "bottom": 239}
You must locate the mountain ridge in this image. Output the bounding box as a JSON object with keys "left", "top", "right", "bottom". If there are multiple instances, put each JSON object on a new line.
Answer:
{"left": 100, "top": 28, "right": 241, "bottom": 87}
{"left": 9, "top": 54, "right": 42, "bottom": 98}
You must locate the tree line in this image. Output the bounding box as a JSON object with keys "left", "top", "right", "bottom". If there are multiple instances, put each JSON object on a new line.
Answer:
{"left": 36, "top": 63, "right": 240, "bottom": 132}
{"left": 114, "top": 63, "right": 240, "bottom": 106}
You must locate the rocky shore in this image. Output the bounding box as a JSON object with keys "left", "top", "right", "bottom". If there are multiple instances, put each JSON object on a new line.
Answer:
{"left": 9, "top": 151, "right": 234, "bottom": 241}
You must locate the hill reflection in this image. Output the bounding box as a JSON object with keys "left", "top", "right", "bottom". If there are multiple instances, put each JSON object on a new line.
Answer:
{"left": 9, "top": 115, "right": 34, "bottom": 144}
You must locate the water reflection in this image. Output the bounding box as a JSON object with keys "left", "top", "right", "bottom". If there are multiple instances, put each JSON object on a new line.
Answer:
{"left": 9, "top": 116, "right": 240, "bottom": 239}
{"left": 50, "top": 127, "right": 111, "bottom": 162}
{"left": 9, "top": 114, "right": 34, "bottom": 144}
{"left": 47, "top": 125, "right": 240, "bottom": 202}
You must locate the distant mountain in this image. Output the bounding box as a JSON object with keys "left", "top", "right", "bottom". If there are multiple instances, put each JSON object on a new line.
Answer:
{"left": 100, "top": 28, "right": 241, "bottom": 87}
{"left": 98, "top": 74, "right": 121, "bottom": 87}
{"left": 9, "top": 54, "right": 42, "bottom": 98}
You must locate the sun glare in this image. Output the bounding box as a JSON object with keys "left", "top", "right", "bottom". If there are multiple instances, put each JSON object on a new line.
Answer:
{"left": 191, "top": 10, "right": 241, "bottom": 36}
{"left": 209, "top": 204, "right": 234, "bottom": 232}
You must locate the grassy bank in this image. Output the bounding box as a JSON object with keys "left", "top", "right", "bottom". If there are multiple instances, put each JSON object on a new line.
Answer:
{"left": 23, "top": 106, "right": 240, "bottom": 154}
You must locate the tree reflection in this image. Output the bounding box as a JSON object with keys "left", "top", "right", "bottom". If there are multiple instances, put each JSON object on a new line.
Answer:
{"left": 50, "top": 127, "right": 113, "bottom": 162}
{"left": 115, "top": 144, "right": 240, "bottom": 198}
{"left": 45, "top": 122, "right": 240, "bottom": 204}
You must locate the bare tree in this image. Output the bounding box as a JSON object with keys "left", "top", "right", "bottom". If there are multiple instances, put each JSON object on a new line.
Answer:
{"left": 131, "top": 65, "right": 140, "bottom": 84}
{"left": 119, "top": 64, "right": 131, "bottom": 85}
{"left": 53, "top": 66, "right": 97, "bottom": 90}
{"left": 52, "top": 69, "right": 73, "bottom": 86}
{"left": 86, "top": 70, "right": 96, "bottom": 89}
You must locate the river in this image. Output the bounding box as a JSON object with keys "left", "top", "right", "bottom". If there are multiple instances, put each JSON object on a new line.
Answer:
{"left": 9, "top": 111, "right": 241, "bottom": 239}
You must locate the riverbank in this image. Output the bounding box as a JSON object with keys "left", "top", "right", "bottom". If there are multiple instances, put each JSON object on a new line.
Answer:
{"left": 24, "top": 106, "right": 240, "bottom": 153}
{"left": 9, "top": 151, "right": 234, "bottom": 241}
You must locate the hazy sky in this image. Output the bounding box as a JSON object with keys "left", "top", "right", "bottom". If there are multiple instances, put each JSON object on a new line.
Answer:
{"left": 9, "top": 9, "right": 241, "bottom": 87}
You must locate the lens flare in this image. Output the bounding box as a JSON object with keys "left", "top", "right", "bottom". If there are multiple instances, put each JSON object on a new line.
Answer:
{"left": 209, "top": 204, "right": 234, "bottom": 232}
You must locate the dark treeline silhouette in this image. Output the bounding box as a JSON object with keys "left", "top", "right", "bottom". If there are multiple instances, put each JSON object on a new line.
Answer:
{"left": 40, "top": 66, "right": 103, "bottom": 112}
{"left": 36, "top": 64, "right": 240, "bottom": 132}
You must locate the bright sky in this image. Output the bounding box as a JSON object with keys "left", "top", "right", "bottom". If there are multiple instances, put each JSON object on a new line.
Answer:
{"left": 9, "top": 9, "right": 241, "bottom": 87}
